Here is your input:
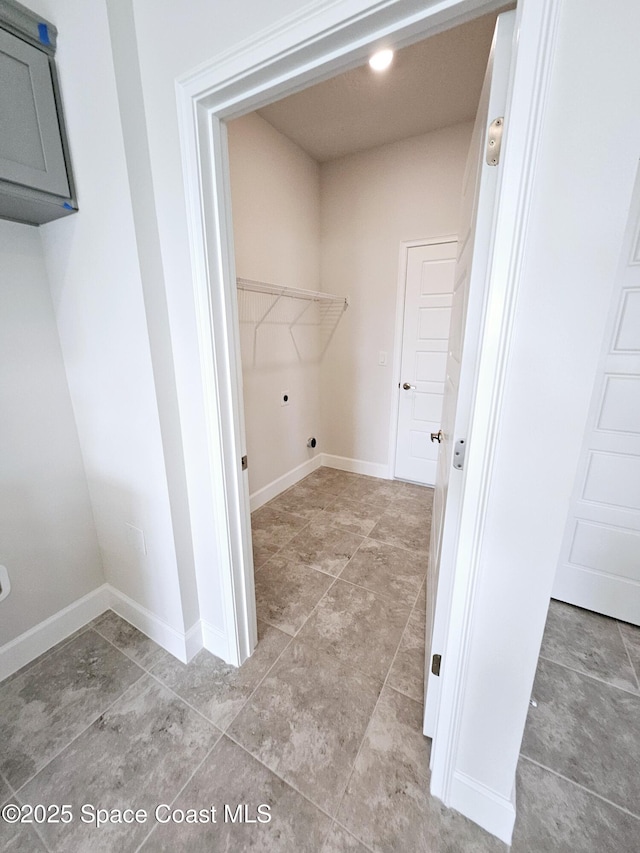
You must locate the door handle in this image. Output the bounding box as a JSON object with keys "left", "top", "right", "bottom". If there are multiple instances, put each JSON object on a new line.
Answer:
{"left": 430, "top": 430, "right": 443, "bottom": 443}
{"left": 402, "top": 382, "right": 416, "bottom": 390}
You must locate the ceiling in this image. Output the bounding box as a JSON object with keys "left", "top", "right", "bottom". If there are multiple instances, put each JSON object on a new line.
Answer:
{"left": 256, "top": 11, "right": 504, "bottom": 163}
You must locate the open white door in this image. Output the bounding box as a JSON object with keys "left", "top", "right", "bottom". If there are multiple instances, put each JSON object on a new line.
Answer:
{"left": 552, "top": 166, "right": 640, "bottom": 626}
{"left": 423, "top": 10, "right": 515, "bottom": 737}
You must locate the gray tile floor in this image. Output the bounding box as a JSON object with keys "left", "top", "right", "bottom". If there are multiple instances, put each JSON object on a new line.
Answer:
{"left": 1, "top": 468, "right": 639, "bottom": 851}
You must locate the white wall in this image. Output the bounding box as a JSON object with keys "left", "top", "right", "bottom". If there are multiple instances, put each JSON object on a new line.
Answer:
{"left": 21, "top": 0, "right": 193, "bottom": 640}
{"left": 0, "top": 222, "right": 103, "bottom": 645}
{"left": 320, "top": 124, "right": 472, "bottom": 468}
{"left": 228, "top": 113, "right": 322, "bottom": 497}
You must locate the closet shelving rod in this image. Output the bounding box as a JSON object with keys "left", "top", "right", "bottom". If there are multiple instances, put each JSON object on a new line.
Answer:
{"left": 236, "top": 277, "right": 349, "bottom": 308}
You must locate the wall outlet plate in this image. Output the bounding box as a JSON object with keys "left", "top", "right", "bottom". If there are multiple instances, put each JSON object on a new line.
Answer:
{"left": 0, "top": 565, "right": 10, "bottom": 603}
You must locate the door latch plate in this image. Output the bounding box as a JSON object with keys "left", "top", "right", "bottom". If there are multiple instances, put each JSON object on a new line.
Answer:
{"left": 453, "top": 439, "right": 466, "bottom": 470}
{"left": 241, "top": 455, "right": 248, "bottom": 471}
{"left": 486, "top": 116, "right": 504, "bottom": 166}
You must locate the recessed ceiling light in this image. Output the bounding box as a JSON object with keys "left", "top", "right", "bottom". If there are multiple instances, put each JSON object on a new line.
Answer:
{"left": 369, "top": 49, "right": 394, "bottom": 72}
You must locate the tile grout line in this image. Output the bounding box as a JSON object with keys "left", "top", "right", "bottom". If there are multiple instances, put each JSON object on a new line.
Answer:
{"left": 538, "top": 653, "right": 640, "bottom": 698}
{"left": 616, "top": 621, "right": 640, "bottom": 692}
{"left": 223, "top": 729, "right": 344, "bottom": 829}
{"left": 329, "top": 585, "right": 419, "bottom": 838}
{"left": 132, "top": 738, "right": 221, "bottom": 853}
{"left": 12, "top": 663, "right": 149, "bottom": 797}
{"left": 518, "top": 754, "right": 640, "bottom": 822}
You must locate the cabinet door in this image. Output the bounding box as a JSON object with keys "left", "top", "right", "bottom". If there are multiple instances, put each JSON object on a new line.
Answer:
{"left": 0, "top": 28, "right": 69, "bottom": 197}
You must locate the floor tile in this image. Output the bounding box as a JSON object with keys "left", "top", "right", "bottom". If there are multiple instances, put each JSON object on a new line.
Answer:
{"left": 369, "top": 502, "right": 431, "bottom": 553}
{"left": 227, "top": 639, "right": 381, "bottom": 815}
{"left": 322, "top": 823, "right": 371, "bottom": 852}
{"left": 93, "top": 610, "right": 167, "bottom": 670}
{"left": 338, "top": 686, "right": 504, "bottom": 853}
{"left": 251, "top": 506, "right": 308, "bottom": 551}
{"left": 151, "top": 621, "right": 289, "bottom": 730}
{"left": 268, "top": 481, "right": 335, "bottom": 518}
{"left": 279, "top": 518, "right": 363, "bottom": 576}
{"left": 339, "top": 538, "right": 426, "bottom": 606}
{"left": 387, "top": 610, "right": 426, "bottom": 703}
{"left": 540, "top": 600, "right": 638, "bottom": 692}
{"left": 521, "top": 657, "right": 640, "bottom": 814}
{"left": 0, "top": 804, "right": 48, "bottom": 852}
{"left": 253, "top": 540, "right": 280, "bottom": 569}
{"left": 0, "top": 774, "right": 10, "bottom": 803}
{"left": 319, "top": 496, "right": 386, "bottom": 537}
{"left": 141, "top": 735, "right": 332, "bottom": 852}
{"left": 342, "top": 475, "right": 404, "bottom": 505}
{"left": 400, "top": 482, "right": 435, "bottom": 508}
{"left": 512, "top": 759, "right": 640, "bottom": 852}
{"left": 19, "top": 675, "right": 220, "bottom": 853}
{"left": 255, "top": 556, "right": 334, "bottom": 635}
{"left": 297, "top": 580, "right": 410, "bottom": 682}
{"left": 618, "top": 620, "right": 640, "bottom": 687}
{"left": 414, "top": 579, "right": 427, "bottom": 613}
{"left": 303, "top": 467, "right": 360, "bottom": 496}
{"left": 0, "top": 630, "right": 143, "bottom": 789}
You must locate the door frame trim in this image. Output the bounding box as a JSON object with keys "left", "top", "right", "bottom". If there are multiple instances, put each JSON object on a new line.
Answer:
{"left": 389, "top": 235, "right": 457, "bottom": 483}
{"left": 174, "top": 0, "right": 560, "bottom": 841}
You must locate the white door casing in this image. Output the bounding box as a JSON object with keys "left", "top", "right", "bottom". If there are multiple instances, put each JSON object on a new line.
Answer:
{"left": 395, "top": 240, "right": 457, "bottom": 485}
{"left": 176, "top": 0, "right": 561, "bottom": 842}
{"left": 423, "top": 10, "right": 515, "bottom": 736}
{"left": 553, "top": 166, "right": 640, "bottom": 625}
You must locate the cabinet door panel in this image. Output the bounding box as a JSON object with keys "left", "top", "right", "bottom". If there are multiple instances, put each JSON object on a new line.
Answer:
{"left": 0, "top": 28, "right": 69, "bottom": 197}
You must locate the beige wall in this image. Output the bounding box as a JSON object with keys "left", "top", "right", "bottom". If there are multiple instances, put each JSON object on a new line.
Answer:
{"left": 0, "top": 221, "right": 103, "bottom": 644}
{"left": 320, "top": 122, "right": 472, "bottom": 468}
{"left": 228, "top": 113, "right": 322, "bottom": 497}
{"left": 228, "top": 117, "right": 472, "bottom": 493}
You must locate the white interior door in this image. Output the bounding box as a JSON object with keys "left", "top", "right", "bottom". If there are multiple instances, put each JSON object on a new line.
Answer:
{"left": 423, "top": 10, "right": 515, "bottom": 736}
{"left": 395, "top": 241, "right": 457, "bottom": 485}
{"left": 553, "top": 167, "right": 640, "bottom": 626}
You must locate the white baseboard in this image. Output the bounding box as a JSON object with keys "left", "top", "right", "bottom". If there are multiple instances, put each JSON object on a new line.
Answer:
{"left": 249, "top": 454, "right": 323, "bottom": 511}
{"left": 107, "top": 586, "right": 202, "bottom": 664}
{"left": 201, "top": 618, "right": 231, "bottom": 662}
{"left": 448, "top": 770, "right": 516, "bottom": 845}
{"left": 0, "top": 584, "right": 111, "bottom": 682}
{"left": 321, "top": 453, "right": 390, "bottom": 480}
{"left": 0, "top": 584, "right": 207, "bottom": 681}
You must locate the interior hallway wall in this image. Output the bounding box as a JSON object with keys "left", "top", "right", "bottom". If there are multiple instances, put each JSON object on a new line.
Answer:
{"left": 228, "top": 113, "right": 322, "bottom": 498}
{"left": 319, "top": 122, "right": 472, "bottom": 471}
{"left": 19, "top": 0, "right": 192, "bottom": 639}
{"left": 0, "top": 222, "right": 103, "bottom": 645}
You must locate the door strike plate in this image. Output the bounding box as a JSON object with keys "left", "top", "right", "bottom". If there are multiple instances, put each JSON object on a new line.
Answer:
{"left": 241, "top": 455, "right": 248, "bottom": 471}
{"left": 486, "top": 116, "right": 504, "bottom": 166}
{"left": 431, "top": 654, "right": 442, "bottom": 676}
{"left": 453, "top": 439, "right": 466, "bottom": 470}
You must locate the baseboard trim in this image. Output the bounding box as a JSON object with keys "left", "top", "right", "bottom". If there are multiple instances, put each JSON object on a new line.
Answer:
{"left": 249, "top": 454, "right": 322, "bottom": 511}
{"left": 201, "top": 618, "right": 231, "bottom": 662}
{"left": 321, "top": 453, "right": 390, "bottom": 480}
{"left": 0, "top": 584, "right": 111, "bottom": 682}
{"left": 107, "top": 586, "right": 203, "bottom": 664}
{"left": 448, "top": 770, "right": 516, "bottom": 845}
{"left": 0, "top": 584, "right": 208, "bottom": 681}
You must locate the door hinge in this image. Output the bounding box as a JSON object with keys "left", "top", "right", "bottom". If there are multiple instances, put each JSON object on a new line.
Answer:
{"left": 431, "top": 653, "right": 442, "bottom": 676}
{"left": 486, "top": 116, "right": 504, "bottom": 166}
{"left": 241, "top": 455, "right": 248, "bottom": 471}
{"left": 453, "top": 439, "right": 466, "bottom": 470}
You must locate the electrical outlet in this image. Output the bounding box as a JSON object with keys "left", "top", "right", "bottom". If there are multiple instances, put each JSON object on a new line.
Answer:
{"left": 378, "top": 351, "right": 388, "bottom": 366}
{"left": 281, "top": 391, "right": 290, "bottom": 407}
{"left": 0, "top": 566, "right": 10, "bottom": 603}
{"left": 125, "top": 523, "right": 147, "bottom": 556}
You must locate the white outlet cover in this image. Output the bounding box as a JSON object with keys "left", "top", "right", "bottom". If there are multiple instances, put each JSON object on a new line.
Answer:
{"left": 0, "top": 565, "right": 10, "bottom": 603}
{"left": 125, "top": 523, "right": 147, "bottom": 556}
